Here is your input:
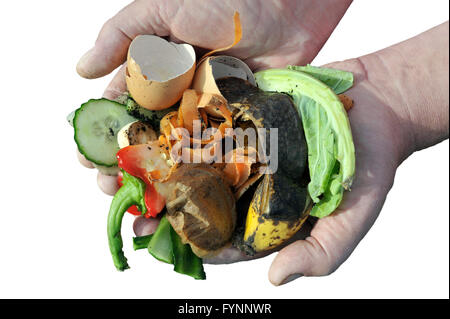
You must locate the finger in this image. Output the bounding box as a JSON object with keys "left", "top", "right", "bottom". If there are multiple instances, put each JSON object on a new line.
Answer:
{"left": 203, "top": 247, "right": 256, "bottom": 265}
{"left": 268, "top": 236, "right": 329, "bottom": 286}
{"left": 103, "top": 64, "right": 127, "bottom": 100}
{"left": 133, "top": 216, "right": 161, "bottom": 237}
{"left": 204, "top": 216, "right": 316, "bottom": 265}
{"left": 267, "top": 111, "right": 398, "bottom": 286}
{"left": 76, "top": 148, "right": 94, "bottom": 169}
{"left": 97, "top": 171, "right": 120, "bottom": 196}
{"left": 268, "top": 183, "right": 390, "bottom": 286}
{"left": 76, "top": 1, "right": 169, "bottom": 79}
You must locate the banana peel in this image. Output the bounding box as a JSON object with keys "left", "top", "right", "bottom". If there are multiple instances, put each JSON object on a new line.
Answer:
{"left": 242, "top": 172, "right": 311, "bottom": 255}
{"left": 243, "top": 205, "right": 311, "bottom": 254}
{"left": 217, "top": 77, "right": 310, "bottom": 255}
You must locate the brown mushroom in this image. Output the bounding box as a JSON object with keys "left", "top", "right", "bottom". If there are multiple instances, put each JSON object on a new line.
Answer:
{"left": 162, "top": 164, "right": 236, "bottom": 258}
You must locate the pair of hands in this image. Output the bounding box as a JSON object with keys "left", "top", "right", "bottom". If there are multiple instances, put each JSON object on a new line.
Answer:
{"left": 75, "top": 0, "right": 432, "bottom": 285}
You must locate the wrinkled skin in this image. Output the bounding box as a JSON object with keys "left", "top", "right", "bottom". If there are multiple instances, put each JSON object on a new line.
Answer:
{"left": 75, "top": 0, "right": 449, "bottom": 286}
{"left": 77, "top": 0, "right": 352, "bottom": 79}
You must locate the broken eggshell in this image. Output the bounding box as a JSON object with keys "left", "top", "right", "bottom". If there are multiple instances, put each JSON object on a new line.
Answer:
{"left": 126, "top": 35, "right": 196, "bottom": 110}
{"left": 191, "top": 56, "right": 255, "bottom": 117}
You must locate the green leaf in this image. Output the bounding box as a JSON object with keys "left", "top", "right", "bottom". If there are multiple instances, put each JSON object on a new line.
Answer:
{"left": 297, "top": 95, "right": 337, "bottom": 202}
{"left": 126, "top": 96, "right": 177, "bottom": 130}
{"left": 146, "top": 215, "right": 206, "bottom": 279}
{"left": 310, "top": 161, "right": 344, "bottom": 218}
{"left": 147, "top": 216, "right": 174, "bottom": 264}
{"left": 171, "top": 227, "right": 206, "bottom": 280}
{"left": 287, "top": 64, "right": 354, "bottom": 94}
{"left": 133, "top": 235, "right": 153, "bottom": 250}
{"left": 255, "top": 69, "right": 355, "bottom": 217}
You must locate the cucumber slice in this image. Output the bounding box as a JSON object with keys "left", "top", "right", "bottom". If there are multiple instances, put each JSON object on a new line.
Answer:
{"left": 74, "top": 99, "right": 137, "bottom": 167}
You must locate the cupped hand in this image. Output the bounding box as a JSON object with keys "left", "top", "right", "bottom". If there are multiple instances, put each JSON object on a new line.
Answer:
{"left": 75, "top": 5, "right": 447, "bottom": 285}
{"left": 77, "top": 0, "right": 399, "bottom": 285}
{"left": 130, "top": 58, "right": 406, "bottom": 286}
{"left": 137, "top": 23, "right": 448, "bottom": 285}
{"left": 199, "top": 57, "right": 410, "bottom": 286}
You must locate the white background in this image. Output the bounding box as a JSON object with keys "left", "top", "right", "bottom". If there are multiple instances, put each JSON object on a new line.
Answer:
{"left": 0, "top": 1, "right": 448, "bottom": 299}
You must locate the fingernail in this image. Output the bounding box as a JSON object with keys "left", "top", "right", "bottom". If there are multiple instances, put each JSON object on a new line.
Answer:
{"left": 280, "top": 273, "right": 303, "bottom": 286}
{"left": 76, "top": 48, "right": 95, "bottom": 77}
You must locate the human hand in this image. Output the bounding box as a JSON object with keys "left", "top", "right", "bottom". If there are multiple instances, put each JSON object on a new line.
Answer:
{"left": 75, "top": 0, "right": 448, "bottom": 286}
{"left": 204, "top": 22, "right": 448, "bottom": 285}
{"left": 91, "top": 54, "right": 407, "bottom": 285}
{"left": 199, "top": 57, "right": 404, "bottom": 284}
{"left": 77, "top": 0, "right": 352, "bottom": 78}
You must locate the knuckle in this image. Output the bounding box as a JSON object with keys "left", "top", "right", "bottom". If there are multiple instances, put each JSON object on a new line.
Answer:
{"left": 303, "top": 237, "right": 338, "bottom": 277}
{"left": 99, "top": 17, "right": 116, "bottom": 38}
{"left": 310, "top": 260, "right": 337, "bottom": 277}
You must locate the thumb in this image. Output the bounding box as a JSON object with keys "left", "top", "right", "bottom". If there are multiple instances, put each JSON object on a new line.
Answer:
{"left": 268, "top": 236, "right": 339, "bottom": 286}
{"left": 76, "top": 0, "right": 168, "bottom": 79}
{"left": 268, "top": 181, "right": 392, "bottom": 286}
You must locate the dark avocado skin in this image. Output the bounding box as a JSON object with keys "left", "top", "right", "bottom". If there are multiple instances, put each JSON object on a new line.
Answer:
{"left": 216, "top": 77, "right": 309, "bottom": 222}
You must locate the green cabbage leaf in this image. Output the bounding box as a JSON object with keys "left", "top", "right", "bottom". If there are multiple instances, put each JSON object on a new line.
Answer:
{"left": 255, "top": 68, "right": 355, "bottom": 217}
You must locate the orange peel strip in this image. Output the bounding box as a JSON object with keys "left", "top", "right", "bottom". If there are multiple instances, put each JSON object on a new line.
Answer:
{"left": 178, "top": 89, "right": 201, "bottom": 135}
{"left": 222, "top": 149, "right": 253, "bottom": 187}
{"left": 201, "top": 12, "right": 242, "bottom": 60}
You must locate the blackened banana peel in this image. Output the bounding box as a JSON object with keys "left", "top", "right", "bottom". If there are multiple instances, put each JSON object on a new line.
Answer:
{"left": 217, "top": 77, "right": 311, "bottom": 255}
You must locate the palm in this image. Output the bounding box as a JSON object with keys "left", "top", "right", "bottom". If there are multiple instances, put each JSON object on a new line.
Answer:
{"left": 294, "top": 60, "right": 400, "bottom": 275}
{"left": 205, "top": 59, "right": 400, "bottom": 283}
